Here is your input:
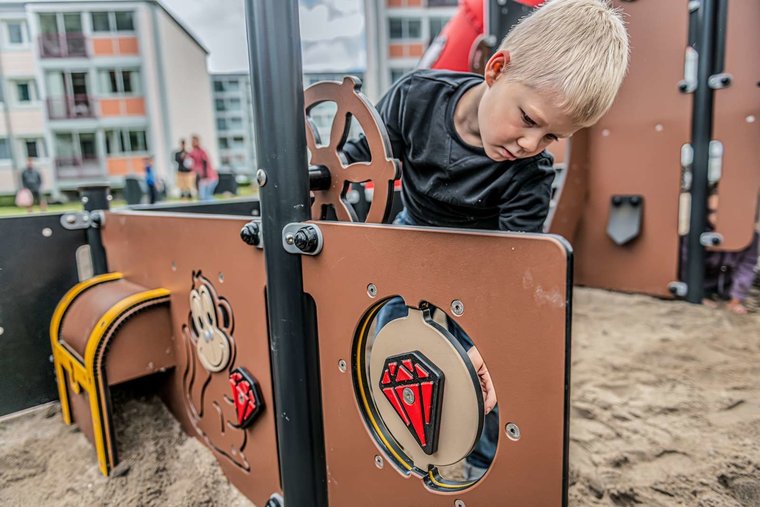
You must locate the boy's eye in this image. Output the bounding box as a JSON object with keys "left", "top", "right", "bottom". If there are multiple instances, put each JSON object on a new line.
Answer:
{"left": 545, "top": 134, "right": 558, "bottom": 142}
{"left": 520, "top": 109, "right": 535, "bottom": 127}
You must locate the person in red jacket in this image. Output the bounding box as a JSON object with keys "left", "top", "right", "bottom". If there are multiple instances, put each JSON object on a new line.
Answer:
{"left": 189, "top": 134, "right": 218, "bottom": 202}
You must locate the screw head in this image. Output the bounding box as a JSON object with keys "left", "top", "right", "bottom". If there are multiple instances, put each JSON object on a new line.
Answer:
{"left": 367, "top": 283, "right": 377, "bottom": 298}
{"left": 240, "top": 222, "right": 261, "bottom": 246}
{"left": 451, "top": 299, "right": 464, "bottom": 317}
{"left": 455, "top": 500, "right": 466, "bottom": 507}
{"left": 285, "top": 234, "right": 295, "bottom": 245}
{"left": 402, "top": 387, "right": 415, "bottom": 405}
{"left": 506, "top": 422, "right": 521, "bottom": 441}
{"left": 81, "top": 196, "right": 89, "bottom": 204}
{"left": 256, "top": 169, "right": 267, "bottom": 187}
{"left": 374, "top": 455, "right": 384, "bottom": 469}
{"left": 42, "top": 228, "right": 53, "bottom": 237}
{"left": 293, "top": 226, "right": 319, "bottom": 253}
{"left": 338, "top": 359, "right": 347, "bottom": 373}
{"left": 65, "top": 215, "right": 76, "bottom": 224}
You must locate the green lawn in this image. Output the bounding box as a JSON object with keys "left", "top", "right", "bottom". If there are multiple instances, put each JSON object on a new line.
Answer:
{"left": 0, "top": 186, "right": 259, "bottom": 217}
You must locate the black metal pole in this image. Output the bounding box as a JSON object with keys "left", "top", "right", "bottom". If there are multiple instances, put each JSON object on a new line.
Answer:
{"left": 244, "top": 2, "right": 327, "bottom": 506}
{"left": 685, "top": 0, "right": 718, "bottom": 304}
{"left": 79, "top": 184, "right": 110, "bottom": 275}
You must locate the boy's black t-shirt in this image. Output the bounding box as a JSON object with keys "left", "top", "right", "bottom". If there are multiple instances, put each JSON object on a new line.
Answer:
{"left": 343, "top": 69, "right": 555, "bottom": 233}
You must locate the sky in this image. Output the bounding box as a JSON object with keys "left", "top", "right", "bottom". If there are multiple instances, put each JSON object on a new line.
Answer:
{"left": 159, "top": 0, "right": 366, "bottom": 73}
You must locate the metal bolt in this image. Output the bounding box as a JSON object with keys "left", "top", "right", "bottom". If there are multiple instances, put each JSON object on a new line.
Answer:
{"left": 451, "top": 300, "right": 464, "bottom": 317}
{"left": 240, "top": 221, "right": 261, "bottom": 246}
{"left": 367, "top": 283, "right": 377, "bottom": 298}
{"left": 65, "top": 215, "right": 76, "bottom": 224}
{"left": 285, "top": 233, "right": 295, "bottom": 245}
{"left": 455, "top": 500, "right": 466, "bottom": 507}
{"left": 107, "top": 194, "right": 113, "bottom": 201}
{"left": 265, "top": 493, "right": 284, "bottom": 507}
{"left": 338, "top": 359, "right": 347, "bottom": 373}
{"left": 506, "top": 422, "right": 521, "bottom": 441}
{"left": 0, "top": 326, "right": 4, "bottom": 337}
{"left": 171, "top": 261, "right": 177, "bottom": 272}
{"left": 218, "top": 272, "right": 224, "bottom": 283}
{"left": 42, "top": 228, "right": 53, "bottom": 237}
{"left": 293, "top": 226, "right": 319, "bottom": 253}
{"left": 256, "top": 169, "right": 267, "bottom": 187}
{"left": 402, "top": 387, "right": 415, "bottom": 405}
{"left": 81, "top": 196, "right": 89, "bottom": 204}
{"left": 374, "top": 455, "right": 384, "bottom": 469}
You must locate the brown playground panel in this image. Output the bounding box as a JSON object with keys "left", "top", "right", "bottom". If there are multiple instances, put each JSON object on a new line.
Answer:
{"left": 302, "top": 222, "right": 571, "bottom": 506}
{"left": 549, "top": 0, "right": 691, "bottom": 296}
{"left": 711, "top": 1, "right": 760, "bottom": 251}
{"left": 99, "top": 211, "right": 280, "bottom": 505}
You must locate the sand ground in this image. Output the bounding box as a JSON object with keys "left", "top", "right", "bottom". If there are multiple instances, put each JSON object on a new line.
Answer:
{"left": 1, "top": 287, "right": 758, "bottom": 506}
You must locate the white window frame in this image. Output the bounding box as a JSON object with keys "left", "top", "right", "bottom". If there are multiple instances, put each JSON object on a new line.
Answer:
{"left": 90, "top": 11, "right": 135, "bottom": 34}
{"left": 12, "top": 79, "right": 39, "bottom": 105}
{"left": 104, "top": 128, "right": 149, "bottom": 156}
{"left": 98, "top": 68, "right": 142, "bottom": 97}
{"left": 5, "top": 20, "right": 29, "bottom": 47}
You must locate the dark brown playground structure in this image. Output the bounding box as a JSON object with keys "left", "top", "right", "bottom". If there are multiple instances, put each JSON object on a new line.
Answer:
{"left": 0, "top": 1, "right": 757, "bottom": 506}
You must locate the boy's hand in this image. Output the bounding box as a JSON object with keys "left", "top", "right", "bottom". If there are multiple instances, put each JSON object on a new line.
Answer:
{"left": 467, "top": 347, "right": 497, "bottom": 415}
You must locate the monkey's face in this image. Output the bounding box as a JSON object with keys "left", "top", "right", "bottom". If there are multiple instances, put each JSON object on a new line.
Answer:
{"left": 189, "top": 284, "right": 232, "bottom": 372}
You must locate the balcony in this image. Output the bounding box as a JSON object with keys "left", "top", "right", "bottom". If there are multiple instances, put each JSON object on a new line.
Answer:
{"left": 47, "top": 95, "right": 96, "bottom": 120}
{"left": 55, "top": 157, "right": 103, "bottom": 180}
{"left": 39, "top": 33, "right": 87, "bottom": 58}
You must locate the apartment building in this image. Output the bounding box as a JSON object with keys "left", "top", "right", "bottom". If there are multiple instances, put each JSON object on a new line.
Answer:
{"left": 211, "top": 72, "right": 256, "bottom": 175}
{"left": 0, "top": 0, "right": 218, "bottom": 197}
{"left": 363, "top": 0, "right": 458, "bottom": 102}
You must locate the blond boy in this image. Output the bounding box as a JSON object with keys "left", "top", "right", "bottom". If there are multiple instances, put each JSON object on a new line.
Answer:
{"left": 345, "top": 0, "right": 629, "bottom": 478}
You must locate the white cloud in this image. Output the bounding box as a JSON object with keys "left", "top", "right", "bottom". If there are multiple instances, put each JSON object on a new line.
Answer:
{"left": 159, "top": 0, "right": 366, "bottom": 73}
{"left": 299, "top": 4, "right": 365, "bottom": 42}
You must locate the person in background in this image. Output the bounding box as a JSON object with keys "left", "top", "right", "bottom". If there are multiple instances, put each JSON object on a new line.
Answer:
{"left": 190, "top": 135, "right": 218, "bottom": 202}
{"left": 21, "top": 158, "right": 46, "bottom": 212}
{"left": 681, "top": 195, "right": 759, "bottom": 315}
{"left": 144, "top": 156, "right": 158, "bottom": 204}
{"left": 174, "top": 139, "right": 195, "bottom": 200}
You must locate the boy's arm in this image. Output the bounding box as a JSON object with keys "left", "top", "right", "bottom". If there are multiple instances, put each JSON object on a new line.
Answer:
{"left": 497, "top": 156, "right": 555, "bottom": 233}
{"left": 341, "top": 75, "right": 412, "bottom": 164}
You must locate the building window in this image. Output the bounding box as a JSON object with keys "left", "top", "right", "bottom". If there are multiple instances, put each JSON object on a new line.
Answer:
{"left": 98, "top": 69, "right": 141, "bottom": 96}
{"left": 14, "top": 81, "right": 37, "bottom": 103}
{"left": 105, "top": 129, "right": 148, "bottom": 155}
{"left": 215, "top": 99, "right": 226, "bottom": 111}
{"left": 114, "top": 12, "right": 134, "bottom": 31}
{"left": 232, "top": 136, "right": 245, "bottom": 148}
{"left": 0, "top": 139, "right": 10, "bottom": 159}
{"left": 390, "top": 68, "right": 412, "bottom": 84}
{"left": 213, "top": 81, "right": 225, "bottom": 93}
{"left": 218, "top": 137, "right": 229, "bottom": 149}
{"left": 217, "top": 118, "right": 227, "bottom": 131}
{"left": 429, "top": 17, "right": 450, "bottom": 40}
{"left": 389, "top": 18, "right": 422, "bottom": 41}
{"left": 91, "top": 11, "right": 135, "bottom": 33}
{"left": 228, "top": 98, "right": 242, "bottom": 111}
{"left": 229, "top": 117, "right": 243, "bottom": 130}
{"left": 227, "top": 80, "right": 241, "bottom": 91}
{"left": 6, "top": 21, "right": 27, "bottom": 45}
{"left": 91, "top": 12, "right": 110, "bottom": 32}
{"left": 23, "top": 139, "right": 45, "bottom": 159}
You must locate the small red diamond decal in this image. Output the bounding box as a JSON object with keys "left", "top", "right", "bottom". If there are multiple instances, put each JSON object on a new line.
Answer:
{"left": 229, "top": 368, "right": 264, "bottom": 429}
{"left": 378, "top": 351, "right": 445, "bottom": 455}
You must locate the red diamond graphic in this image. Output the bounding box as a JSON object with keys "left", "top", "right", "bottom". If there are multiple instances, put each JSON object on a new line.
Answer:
{"left": 229, "top": 368, "right": 264, "bottom": 429}
{"left": 378, "top": 351, "right": 445, "bottom": 455}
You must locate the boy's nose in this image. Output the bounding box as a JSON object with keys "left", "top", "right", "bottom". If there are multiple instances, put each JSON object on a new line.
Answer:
{"left": 517, "top": 134, "right": 541, "bottom": 154}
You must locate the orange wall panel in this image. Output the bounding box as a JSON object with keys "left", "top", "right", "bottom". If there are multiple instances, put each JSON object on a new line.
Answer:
{"left": 388, "top": 0, "right": 404, "bottom": 6}
{"left": 407, "top": 0, "right": 423, "bottom": 6}
{"left": 99, "top": 99, "right": 122, "bottom": 117}
{"left": 408, "top": 43, "right": 425, "bottom": 57}
{"left": 125, "top": 98, "right": 145, "bottom": 116}
{"left": 92, "top": 38, "right": 115, "bottom": 56}
{"left": 118, "top": 37, "right": 139, "bottom": 55}
{"left": 107, "top": 157, "right": 143, "bottom": 176}
{"left": 389, "top": 44, "right": 405, "bottom": 58}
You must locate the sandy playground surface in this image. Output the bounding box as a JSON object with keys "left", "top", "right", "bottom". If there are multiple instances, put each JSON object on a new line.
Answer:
{"left": 1, "top": 287, "right": 759, "bottom": 506}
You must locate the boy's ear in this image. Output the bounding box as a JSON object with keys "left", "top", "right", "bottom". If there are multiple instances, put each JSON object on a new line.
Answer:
{"left": 484, "top": 50, "right": 511, "bottom": 87}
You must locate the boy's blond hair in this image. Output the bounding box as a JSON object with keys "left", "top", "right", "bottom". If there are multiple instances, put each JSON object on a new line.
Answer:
{"left": 499, "top": 0, "right": 629, "bottom": 127}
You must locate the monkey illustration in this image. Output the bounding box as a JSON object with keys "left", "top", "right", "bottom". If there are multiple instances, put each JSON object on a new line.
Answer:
{"left": 181, "top": 271, "right": 250, "bottom": 471}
